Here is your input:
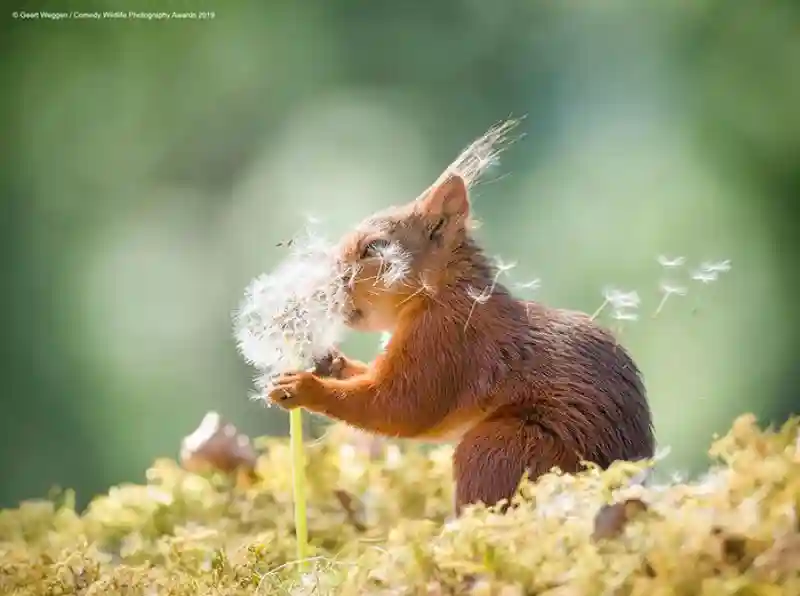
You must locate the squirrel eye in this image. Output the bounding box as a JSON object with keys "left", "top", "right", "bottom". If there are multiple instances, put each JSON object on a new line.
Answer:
{"left": 360, "top": 238, "right": 390, "bottom": 259}
{"left": 429, "top": 217, "right": 446, "bottom": 240}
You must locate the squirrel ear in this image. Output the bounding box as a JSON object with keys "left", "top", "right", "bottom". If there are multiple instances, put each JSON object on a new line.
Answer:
{"left": 419, "top": 174, "right": 469, "bottom": 219}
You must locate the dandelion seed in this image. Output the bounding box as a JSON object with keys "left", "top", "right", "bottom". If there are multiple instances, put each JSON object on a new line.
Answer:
{"left": 428, "top": 118, "right": 523, "bottom": 192}
{"left": 612, "top": 308, "right": 639, "bottom": 322}
{"left": 514, "top": 279, "right": 542, "bottom": 291}
{"left": 652, "top": 444, "right": 672, "bottom": 462}
{"left": 594, "top": 287, "right": 641, "bottom": 321}
{"left": 670, "top": 470, "right": 687, "bottom": 485}
{"left": 700, "top": 259, "right": 732, "bottom": 273}
{"left": 608, "top": 289, "right": 641, "bottom": 310}
{"left": 374, "top": 242, "right": 412, "bottom": 287}
{"left": 232, "top": 225, "right": 349, "bottom": 399}
{"left": 657, "top": 255, "right": 686, "bottom": 269}
{"left": 466, "top": 284, "right": 492, "bottom": 305}
{"left": 653, "top": 281, "right": 688, "bottom": 318}
{"left": 691, "top": 269, "right": 719, "bottom": 284}
{"left": 494, "top": 257, "right": 518, "bottom": 274}
{"left": 591, "top": 282, "right": 644, "bottom": 321}
{"left": 345, "top": 262, "right": 363, "bottom": 291}
{"left": 660, "top": 282, "right": 688, "bottom": 296}
{"left": 463, "top": 256, "right": 514, "bottom": 331}
{"left": 418, "top": 274, "right": 437, "bottom": 297}
{"left": 464, "top": 284, "right": 492, "bottom": 330}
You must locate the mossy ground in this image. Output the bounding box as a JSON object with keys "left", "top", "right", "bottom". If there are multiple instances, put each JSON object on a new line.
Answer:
{"left": 1, "top": 414, "right": 799, "bottom": 595}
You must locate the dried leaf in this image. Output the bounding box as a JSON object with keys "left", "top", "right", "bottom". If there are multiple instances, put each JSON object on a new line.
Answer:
{"left": 592, "top": 498, "right": 649, "bottom": 541}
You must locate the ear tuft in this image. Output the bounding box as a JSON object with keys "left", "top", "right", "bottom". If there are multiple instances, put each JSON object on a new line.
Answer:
{"left": 421, "top": 174, "right": 469, "bottom": 219}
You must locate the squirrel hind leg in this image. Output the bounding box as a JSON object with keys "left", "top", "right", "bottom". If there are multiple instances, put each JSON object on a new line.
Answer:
{"left": 452, "top": 417, "right": 581, "bottom": 515}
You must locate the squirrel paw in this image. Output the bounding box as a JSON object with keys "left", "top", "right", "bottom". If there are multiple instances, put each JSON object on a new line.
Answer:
{"left": 267, "top": 371, "right": 323, "bottom": 410}
{"left": 311, "top": 351, "right": 346, "bottom": 379}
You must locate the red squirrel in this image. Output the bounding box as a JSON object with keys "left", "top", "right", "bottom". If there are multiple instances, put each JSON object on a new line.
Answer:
{"left": 268, "top": 132, "right": 655, "bottom": 514}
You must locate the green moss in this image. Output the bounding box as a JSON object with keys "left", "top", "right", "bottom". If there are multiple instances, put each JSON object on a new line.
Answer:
{"left": 2, "top": 414, "right": 799, "bottom": 595}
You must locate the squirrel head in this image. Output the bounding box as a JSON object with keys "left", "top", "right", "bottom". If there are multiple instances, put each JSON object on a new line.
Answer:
{"left": 332, "top": 117, "right": 520, "bottom": 332}
{"left": 335, "top": 173, "right": 472, "bottom": 332}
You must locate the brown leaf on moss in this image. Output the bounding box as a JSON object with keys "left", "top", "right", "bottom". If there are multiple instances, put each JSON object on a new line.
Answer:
{"left": 179, "top": 411, "right": 257, "bottom": 479}
{"left": 591, "top": 498, "right": 649, "bottom": 542}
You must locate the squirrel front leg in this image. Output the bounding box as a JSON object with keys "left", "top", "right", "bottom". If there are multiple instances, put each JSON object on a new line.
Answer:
{"left": 268, "top": 370, "right": 449, "bottom": 439}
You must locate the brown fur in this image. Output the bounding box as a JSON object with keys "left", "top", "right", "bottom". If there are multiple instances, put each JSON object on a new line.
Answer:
{"left": 270, "top": 170, "right": 655, "bottom": 514}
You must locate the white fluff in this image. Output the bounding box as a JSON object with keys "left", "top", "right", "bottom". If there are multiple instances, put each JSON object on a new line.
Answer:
{"left": 232, "top": 224, "right": 349, "bottom": 398}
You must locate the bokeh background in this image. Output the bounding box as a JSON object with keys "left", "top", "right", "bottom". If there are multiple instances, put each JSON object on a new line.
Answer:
{"left": 3, "top": 0, "right": 799, "bottom": 510}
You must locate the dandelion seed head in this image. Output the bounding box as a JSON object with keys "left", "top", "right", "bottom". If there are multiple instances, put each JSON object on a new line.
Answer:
{"left": 233, "top": 225, "right": 349, "bottom": 398}
{"left": 657, "top": 255, "right": 686, "bottom": 269}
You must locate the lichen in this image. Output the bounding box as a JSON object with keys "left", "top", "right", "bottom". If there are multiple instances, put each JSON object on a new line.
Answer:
{"left": 2, "top": 414, "right": 799, "bottom": 595}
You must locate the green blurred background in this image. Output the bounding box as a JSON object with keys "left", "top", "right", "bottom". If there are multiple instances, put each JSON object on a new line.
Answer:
{"left": 3, "top": 0, "right": 799, "bottom": 510}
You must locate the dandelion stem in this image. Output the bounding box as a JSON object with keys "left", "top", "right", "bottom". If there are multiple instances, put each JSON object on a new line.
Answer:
{"left": 283, "top": 342, "right": 309, "bottom": 574}
{"left": 289, "top": 407, "right": 309, "bottom": 573}
{"left": 235, "top": 224, "right": 348, "bottom": 579}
